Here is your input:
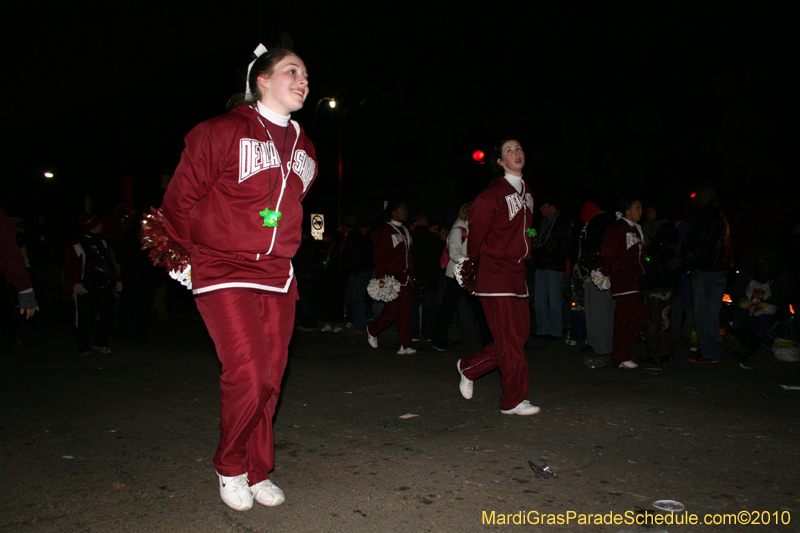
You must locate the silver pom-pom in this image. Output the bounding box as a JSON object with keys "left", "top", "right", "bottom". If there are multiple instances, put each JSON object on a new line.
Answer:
{"left": 367, "top": 276, "right": 401, "bottom": 302}
{"left": 590, "top": 269, "right": 610, "bottom": 291}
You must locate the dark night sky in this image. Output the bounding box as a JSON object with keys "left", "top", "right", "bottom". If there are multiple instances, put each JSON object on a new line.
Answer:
{"left": 2, "top": 4, "right": 796, "bottom": 232}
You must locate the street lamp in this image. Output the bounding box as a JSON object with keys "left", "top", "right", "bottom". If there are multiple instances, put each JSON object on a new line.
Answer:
{"left": 313, "top": 97, "right": 336, "bottom": 128}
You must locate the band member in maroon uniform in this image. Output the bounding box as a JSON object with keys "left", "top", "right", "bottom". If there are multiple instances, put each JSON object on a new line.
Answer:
{"left": 161, "top": 44, "right": 317, "bottom": 511}
{"left": 600, "top": 198, "right": 647, "bottom": 369}
{"left": 456, "top": 139, "right": 540, "bottom": 416}
{"left": 367, "top": 201, "right": 416, "bottom": 354}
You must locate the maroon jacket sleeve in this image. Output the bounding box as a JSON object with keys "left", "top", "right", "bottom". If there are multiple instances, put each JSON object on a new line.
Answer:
{"left": 0, "top": 210, "right": 32, "bottom": 292}
{"left": 466, "top": 190, "right": 495, "bottom": 261}
{"left": 373, "top": 225, "right": 391, "bottom": 279}
{"left": 600, "top": 222, "right": 621, "bottom": 278}
{"left": 161, "top": 122, "right": 220, "bottom": 254}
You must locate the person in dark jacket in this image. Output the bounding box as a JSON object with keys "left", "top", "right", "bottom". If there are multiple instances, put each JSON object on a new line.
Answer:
{"left": 409, "top": 214, "right": 445, "bottom": 341}
{"left": 65, "top": 214, "right": 121, "bottom": 355}
{"left": 533, "top": 197, "right": 571, "bottom": 339}
{"left": 600, "top": 198, "right": 646, "bottom": 369}
{"left": 639, "top": 224, "right": 680, "bottom": 364}
{"left": 573, "top": 201, "right": 615, "bottom": 355}
{"left": 340, "top": 215, "right": 374, "bottom": 335}
{"left": 669, "top": 185, "right": 731, "bottom": 363}
{"left": 318, "top": 230, "right": 345, "bottom": 331}
{"left": 724, "top": 251, "right": 792, "bottom": 364}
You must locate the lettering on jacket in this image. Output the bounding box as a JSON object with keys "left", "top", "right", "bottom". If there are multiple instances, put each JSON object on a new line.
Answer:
{"left": 292, "top": 150, "right": 316, "bottom": 192}
{"left": 239, "top": 139, "right": 280, "bottom": 183}
{"left": 391, "top": 234, "right": 408, "bottom": 248}
{"left": 626, "top": 231, "right": 641, "bottom": 250}
{"left": 505, "top": 192, "right": 534, "bottom": 220}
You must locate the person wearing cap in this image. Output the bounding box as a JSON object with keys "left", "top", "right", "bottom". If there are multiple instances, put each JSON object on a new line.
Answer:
{"left": 65, "top": 214, "right": 121, "bottom": 355}
{"left": 573, "top": 201, "right": 615, "bottom": 356}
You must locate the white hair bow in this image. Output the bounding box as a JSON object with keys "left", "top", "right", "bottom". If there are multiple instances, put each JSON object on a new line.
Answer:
{"left": 245, "top": 44, "right": 268, "bottom": 99}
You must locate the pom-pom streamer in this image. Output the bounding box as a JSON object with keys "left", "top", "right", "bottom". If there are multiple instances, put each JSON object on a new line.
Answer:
{"left": 140, "top": 207, "right": 192, "bottom": 289}
{"left": 454, "top": 258, "right": 478, "bottom": 294}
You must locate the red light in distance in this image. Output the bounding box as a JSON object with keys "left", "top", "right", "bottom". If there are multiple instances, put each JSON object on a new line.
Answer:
{"left": 472, "top": 150, "right": 485, "bottom": 162}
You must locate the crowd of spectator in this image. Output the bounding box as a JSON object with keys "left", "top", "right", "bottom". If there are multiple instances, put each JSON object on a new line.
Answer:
{"left": 2, "top": 185, "right": 798, "bottom": 374}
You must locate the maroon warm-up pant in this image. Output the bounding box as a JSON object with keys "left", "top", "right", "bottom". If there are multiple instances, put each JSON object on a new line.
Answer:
{"left": 195, "top": 289, "right": 294, "bottom": 485}
{"left": 611, "top": 292, "right": 647, "bottom": 366}
{"left": 368, "top": 284, "right": 413, "bottom": 348}
{"left": 458, "top": 297, "right": 530, "bottom": 410}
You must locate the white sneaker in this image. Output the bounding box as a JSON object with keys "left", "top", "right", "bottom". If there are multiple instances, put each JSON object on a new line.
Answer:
{"left": 619, "top": 360, "right": 638, "bottom": 369}
{"left": 250, "top": 479, "right": 285, "bottom": 507}
{"left": 457, "top": 359, "right": 473, "bottom": 400}
{"left": 332, "top": 326, "right": 343, "bottom": 333}
{"left": 568, "top": 340, "right": 577, "bottom": 346}
{"left": 397, "top": 346, "right": 417, "bottom": 355}
{"left": 217, "top": 472, "right": 253, "bottom": 511}
{"left": 501, "top": 400, "right": 541, "bottom": 416}
{"left": 320, "top": 323, "right": 333, "bottom": 332}
{"left": 93, "top": 345, "right": 111, "bottom": 354}
{"left": 367, "top": 330, "right": 378, "bottom": 349}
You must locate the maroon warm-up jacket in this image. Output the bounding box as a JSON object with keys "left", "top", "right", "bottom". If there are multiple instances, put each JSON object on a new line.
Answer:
{"left": 162, "top": 104, "right": 318, "bottom": 295}
{"left": 468, "top": 177, "right": 534, "bottom": 297}
{"left": 600, "top": 218, "right": 646, "bottom": 296}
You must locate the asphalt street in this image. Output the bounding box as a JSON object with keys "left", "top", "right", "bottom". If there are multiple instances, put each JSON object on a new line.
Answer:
{"left": 2, "top": 303, "right": 799, "bottom": 533}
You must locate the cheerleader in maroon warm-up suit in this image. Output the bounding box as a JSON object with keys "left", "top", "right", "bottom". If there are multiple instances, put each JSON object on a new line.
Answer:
{"left": 456, "top": 139, "right": 540, "bottom": 416}
{"left": 161, "top": 45, "right": 317, "bottom": 512}
{"left": 600, "top": 198, "right": 647, "bottom": 369}
{"left": 367, "top": 201, "right": 416, "bottom": 354}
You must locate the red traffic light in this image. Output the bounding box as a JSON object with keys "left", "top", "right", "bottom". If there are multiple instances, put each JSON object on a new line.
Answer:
{"left": 472, "top": 150, "right": 485, "bottom": 162}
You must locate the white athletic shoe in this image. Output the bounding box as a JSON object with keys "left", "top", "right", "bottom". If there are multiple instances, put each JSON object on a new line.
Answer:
{"left": 250, "top": 479, "right": 285, "bottom": 507}
{"left": 619, "top": 360, "right": 638, "bottom": 369}
{"left": 397, "top": 346, "right": 417, "bottom": 355}
{"left": 457, "top": 359, "right": 473, "bottom": 400}
{"left": 367, "top": 330, "right": 378, "bottom": 349}
{"left": 501, "top": 400, "right": 541, "bottom": 416}
{"left": 320, "top": 323, "right": 333, "bottom": 332}
{"left": 217, "top": 472, "right": 253, "bottom": 511}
